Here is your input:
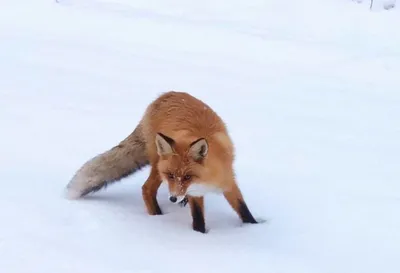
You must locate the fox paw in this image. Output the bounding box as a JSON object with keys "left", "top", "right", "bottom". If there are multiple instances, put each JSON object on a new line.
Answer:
{"left": 193, "top": 225, "right": 208, "bottom": 234}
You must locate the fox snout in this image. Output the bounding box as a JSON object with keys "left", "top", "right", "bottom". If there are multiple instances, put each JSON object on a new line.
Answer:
{"left": 166, "top": 178, "right": 189, "bottom": 204}
{"left": 169, "top": 194, "right": 186, "bottom": 203}
{"left": 168, "top": 193, "right": 187, "bottom": 204}
{"left": 167, "top": 180, "right": 189, "bottom": 205}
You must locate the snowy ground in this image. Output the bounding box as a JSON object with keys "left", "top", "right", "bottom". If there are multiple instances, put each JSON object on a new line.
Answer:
{"left": 1, "top": 0, "right": 399, "bottom": 273}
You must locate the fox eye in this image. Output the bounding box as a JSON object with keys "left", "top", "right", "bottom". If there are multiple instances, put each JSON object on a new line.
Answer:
{"left": 183, "top": 174, "right": 192, "bottom": 181}
{"left": 167, "top": 172, "right": 174, "bottom": 179}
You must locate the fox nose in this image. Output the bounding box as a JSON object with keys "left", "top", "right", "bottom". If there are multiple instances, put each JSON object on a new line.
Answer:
{"left": 169, "top": 196, "right": 177, "bottom": 203}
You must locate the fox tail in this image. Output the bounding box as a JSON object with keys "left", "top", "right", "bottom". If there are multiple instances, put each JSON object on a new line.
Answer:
{"left": 65, "top": 124, "right": 149, "bottom": 199}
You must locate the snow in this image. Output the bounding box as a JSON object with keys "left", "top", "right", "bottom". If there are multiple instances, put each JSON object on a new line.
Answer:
{"left": 1, "top": 0, "right": 399, "bottom": 272}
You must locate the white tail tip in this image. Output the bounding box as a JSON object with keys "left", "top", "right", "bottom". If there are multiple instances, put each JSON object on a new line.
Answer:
{"left": 64, "top": 187, "right": 82, "bottom": 200}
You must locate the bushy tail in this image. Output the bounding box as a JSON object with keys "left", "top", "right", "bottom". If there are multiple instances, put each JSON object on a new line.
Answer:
{"left": 65, "top": 124, "right": 149, "bottom": 199}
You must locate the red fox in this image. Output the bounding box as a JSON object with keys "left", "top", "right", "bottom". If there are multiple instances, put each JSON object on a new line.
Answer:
{"left": 66, "top": 91, "right": 259, "bottom": 233}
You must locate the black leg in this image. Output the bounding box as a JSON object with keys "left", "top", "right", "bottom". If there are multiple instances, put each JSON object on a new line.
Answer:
{"left": 152, "top": 196, "right": 162, "bottom": 215}
{"left": 189, "top": 197, "right": 206, "bottom": 233}
{"left": 223, "top": 183, "right": 258, "bottom": 224}
{"left": 238, "top": 199, "right": 258, "bottom": 224}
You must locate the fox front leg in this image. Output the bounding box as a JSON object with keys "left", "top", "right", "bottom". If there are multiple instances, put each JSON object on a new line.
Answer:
{"left": 223, "top": 183, "right": 258, "bottom": 224}
{"left": 188, "top": 196, "right": 206, "bottom": 233}
{"left": 142, "top": 166, "right": 163, "bottom": 215}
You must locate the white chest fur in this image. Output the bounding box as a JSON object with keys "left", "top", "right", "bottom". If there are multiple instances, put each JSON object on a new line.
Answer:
{"left": 186, "top": 183, "right": 223, "bottom": 197}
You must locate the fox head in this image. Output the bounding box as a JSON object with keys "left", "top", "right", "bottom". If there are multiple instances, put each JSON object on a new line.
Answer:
{"left": 155, "top": 132, "right": 219, "bottom": 204}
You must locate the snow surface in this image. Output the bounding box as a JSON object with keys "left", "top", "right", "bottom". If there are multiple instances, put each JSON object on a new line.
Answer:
{"left": 1, "top": 0, "right": 399, "bottom": 273}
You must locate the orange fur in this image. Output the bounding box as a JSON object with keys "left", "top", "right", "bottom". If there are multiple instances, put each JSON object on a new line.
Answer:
{"left": 66, "top": 91, "right": 258, "bottom": 233}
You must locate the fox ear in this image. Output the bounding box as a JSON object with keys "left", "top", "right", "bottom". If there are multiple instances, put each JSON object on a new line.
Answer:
{"left": 189, "top": 138, "right": 208, "bottom": 162}
{"left": 155, "top": 133, "right": 175, "bottom": 156}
